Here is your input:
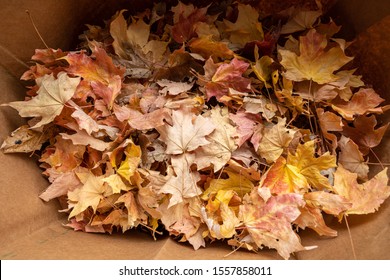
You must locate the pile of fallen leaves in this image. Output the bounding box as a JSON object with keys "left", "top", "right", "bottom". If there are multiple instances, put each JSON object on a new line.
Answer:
{"left": 1, "top": 2, "right": 390, "bottom": 259}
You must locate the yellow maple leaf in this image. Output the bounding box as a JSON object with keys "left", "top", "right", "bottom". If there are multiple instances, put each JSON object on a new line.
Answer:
{"left": 258, "top": 117, "right": 296, "bottom": 163}
{"left": 260, "top": 140, "right": 336, "bottom": 194}
{"left": 202, "top": 190, "right": 240, "bottom": 239}
{"left": 117, "top": 140, "right": 142, "bottom": 182}
{"left": 202, "top": 170, "right": 254, "bottom": 200}
{"left": 333, "top": 165, "right": 390, "bottom": 215}
{"left": 279, "top": 29, "right": 353, "bottom": 84}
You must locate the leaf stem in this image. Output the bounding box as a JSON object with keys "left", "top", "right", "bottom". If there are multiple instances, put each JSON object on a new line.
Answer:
{"left": 344, "top": 215, "right": 357, "bottom": 260}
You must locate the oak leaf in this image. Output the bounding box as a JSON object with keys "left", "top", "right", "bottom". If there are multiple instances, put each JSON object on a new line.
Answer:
{"left": 4, "top": 73, "right": 80, "bottom": 128}
{"left": 333, "top": 165, "right": 390, "bottom": 215}
{"left": 156, "top": 108, "right": 215, "bottom": 154}
{"left": 279, "top": 29, "right": 353, "bottom": 84}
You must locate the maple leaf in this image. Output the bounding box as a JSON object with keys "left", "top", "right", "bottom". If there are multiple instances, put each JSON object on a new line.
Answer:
{"left": 252, "top": 54, "right": 274, "bottom": 87}
{"left": 40, "top": 136, "right": 86, "bottom": 172}
{"left": 202, "top": 170, "right": 254, "bottom": 200}
{"left": 220, "top": 3, "right": 264, "bottom": 48}
{"left": 160, "top": 154, "right": 202, "bottom": 208}
{"left": 258, "top": 117, "right": 297, "bottom": 163}
{"left": 229, "top": 111, "right": 263, "bottom": 147}
{"left": 110, "top": 11, "right": 169, "bottom": 78}
{"left": 157, "top": 79, "right": 194, "bottom": 96}
{"left": 115, "top": 191, "right": 148, "bottom": 228}
{"left": 4, "top": 72, "right": 80, "bottom": 128}
{"left": 202, "top": 190, "right": 240, "bottom": 239}
{"left": 316, "top": 108, "right": 343, "bottom": 152}
{"left": 202, "top": 58, "right": 251, "bottom": 101}
{"left": 194, "top": 106, "right": 238, "bottom": 172}
{"left": 260, "top": 140, "right": 337, "bottom": 194}
{"left": 341, "top": 114, "right": 389, "bottom": 155}
{"left": 239, "top": 187, "right": 306, "bottom": 259}
{"left": 331, "top": 88, "right": 389, "bottom": 120}
{"left": 113, "top": 105, "right": 172, "bottom": 131}
{"left": 116, "top": 140, "right": 142, "bottom": 182}
{"left": 280, "top": 10, "right": 322, "bottom": 34}
{"left": 304, "top": 191, "right": 351, "bottom": 216}
{"left": 39, "top": 168, "right": 85, "bottom": 202}
{"left": 338, "top": 136, "right": 369, "bottom": 180}
{"left": 68, "top": 172, "right": 111, "bottom": 218}
{"left": 103, "top": 174, "right": 132, "bottom": 194}
{"left": 60, "top": 123, "right": 111, "bottom": 152}
{"left": 333, "top": 165, "right": 390, "bottom": 215}
{"left": 171, "top": 2, "right": 208, "bottom": 43}
{"left": 64, "top": 42, "right": 124, "bottom": 85}
{"left": 189, "top": 35, "right": 234, "bottom": 61}
{"left": 279, "top": 29, "right": 353, "bottom": 84}
{"left": 287, "top": 140, "right": 337, "bottom": 190}
{"left": 156, "top": 108, "right": 215, "bottom": 155}
{"left": 242, "top": 96, "right": 278, "bottom": 120}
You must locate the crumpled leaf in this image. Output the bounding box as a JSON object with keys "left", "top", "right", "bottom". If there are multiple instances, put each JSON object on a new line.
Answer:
{"left": 4, "top": 72, "right": 80, "bottom": 128}
{"left": 333, "top": 165, "right": 390, "bottom": 215}
{"left": 316, "top": 108, "right": 343, "bottom": 152}
{"left": 110, "top": 10, "right": 169, "bottom": 78}
{"left": 279, "top": 29, "right": 353, "bottom": 84}
{"left": 156, "top": 108, "right": 215, "bottom": 155}
{"left": 202, "top": 189, "right": 240, "bottom": 239}
{"left": 239, "top": 187, "right": 306, "bottom": 260}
